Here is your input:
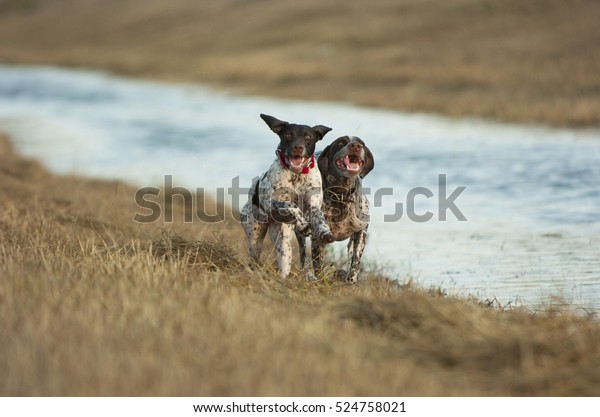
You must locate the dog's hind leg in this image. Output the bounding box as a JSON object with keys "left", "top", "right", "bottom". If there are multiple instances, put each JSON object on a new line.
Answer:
{"left": 248, "top": 222, "right": 268, "bottom": 263}
{"left": 241, "top": 201, "right": 268, "bottom": 264}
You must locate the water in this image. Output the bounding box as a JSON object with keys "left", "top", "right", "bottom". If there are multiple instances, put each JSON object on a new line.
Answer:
{"left": 1, "top": 65, "right": 599, "bottom": 312}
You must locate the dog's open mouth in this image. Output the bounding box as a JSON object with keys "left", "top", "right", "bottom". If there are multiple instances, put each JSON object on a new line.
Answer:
{"left": 335, "top": 154, "right": 364, "bottom": 174}
{"left": 288, "top": 156, "right": 309, "bottom": 170}
{"left": 277, "top": 148, "right": 311, "bottom": 173}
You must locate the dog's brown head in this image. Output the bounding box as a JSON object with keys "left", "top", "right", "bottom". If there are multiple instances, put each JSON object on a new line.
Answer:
{"left": 318, "top": 136, "right": 374, "bottom": 183}
{"left": 260, "top": 114, "right": 332, "bottom": 174}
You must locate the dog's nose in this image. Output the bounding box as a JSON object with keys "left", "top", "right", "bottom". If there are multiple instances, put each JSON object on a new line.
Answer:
{"left": 348, "top": 142, "right": 363, "bottom": 152}
{"left": 293, "top": 144, "right": 305, "bottom": 153}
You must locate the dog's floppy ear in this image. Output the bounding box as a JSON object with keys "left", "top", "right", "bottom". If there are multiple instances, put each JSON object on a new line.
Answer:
{"left": 312, "top": 125, "right": 332, "bottom": 140}
{"left": 317, "top": 145, "right": 331, "bottom": 175}
{"left": 360, "top": 146, "right": 375, "bottom": 179}
{"left": 260, "top": 114, "right": 288, "bottom": 134}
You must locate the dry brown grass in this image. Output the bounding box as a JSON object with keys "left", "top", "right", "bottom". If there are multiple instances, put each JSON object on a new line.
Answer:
{"left": 2, "top": 133, "right": 600, "bottom": 396}
{"left": 0, "top": 0, "right": 599, "bottom": 127}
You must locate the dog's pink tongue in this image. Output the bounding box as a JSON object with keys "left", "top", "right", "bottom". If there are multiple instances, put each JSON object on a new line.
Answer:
{"left": 344, "top": 156, "right": 360, "bottom": 171}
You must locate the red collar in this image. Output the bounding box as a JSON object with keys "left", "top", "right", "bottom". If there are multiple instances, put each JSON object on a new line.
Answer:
{"left": 276, "top": 149, "right": 315, "bottom": 174}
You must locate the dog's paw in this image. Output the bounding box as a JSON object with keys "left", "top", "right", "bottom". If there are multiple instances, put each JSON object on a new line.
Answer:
{"left": 335, "top": 270, "right": 358, "bottom": 284}
{"left": 247, "top": 259, "right": 262, "bottom": 270}
{"left": 319, "top": 229, "right": 335, "bottom": 243}
{"left": 306, "top": 271, "right": 317, "bottom": 282}
{"left": 313, "top": 223, "right": 334, "bottom": 243}
{"left": 346, "top": 272, "right": 359, "bottom": 284}
{"left": 334, "top": 270, "right": 348, "bottom": 281}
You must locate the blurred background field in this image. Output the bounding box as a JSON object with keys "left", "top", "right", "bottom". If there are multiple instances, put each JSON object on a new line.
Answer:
{"left": 0, "top": 0, "right": 599, "bottom": 126}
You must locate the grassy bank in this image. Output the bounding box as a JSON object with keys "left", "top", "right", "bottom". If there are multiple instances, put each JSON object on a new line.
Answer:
{"left": 0, "top": 0, "right": 599, "bottom": 127}
{"left": 1, "top": 134, "right": 600, "bottom": 396}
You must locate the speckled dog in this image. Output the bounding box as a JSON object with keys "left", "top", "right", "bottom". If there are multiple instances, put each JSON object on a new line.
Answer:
{"left": 298, "top": 136, "right": 374, "bottom": 283}
{"left": 240, "top": 114, "right": 334, "bottom": 279}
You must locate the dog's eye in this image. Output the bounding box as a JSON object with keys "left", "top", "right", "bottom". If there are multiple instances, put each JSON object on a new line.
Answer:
{"left": 304, "top": 134, "right": 313, "bottom": 140}
{"left": 285, "top": 132, "right": 293, "bottom": 138}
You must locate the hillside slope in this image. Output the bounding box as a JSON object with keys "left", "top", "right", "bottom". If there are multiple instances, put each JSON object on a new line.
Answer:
{"left": 2, "top": 134, "right": 600, "bottom": 395}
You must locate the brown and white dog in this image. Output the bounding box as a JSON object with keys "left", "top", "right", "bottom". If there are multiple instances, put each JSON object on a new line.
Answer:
{"left": 240, "top": 114, "right": 334, "bottom": 279}
{"left": 297, "top": 136, "right": 374, "bottom": 283}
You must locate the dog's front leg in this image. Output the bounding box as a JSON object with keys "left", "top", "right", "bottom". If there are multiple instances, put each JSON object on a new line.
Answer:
{"left": 311, "top": 239, "right": 326, "bottom": 280}
{"left": 270, "top": 200, "right": 310, "bottom": 234}
{"left": 305, "top": 192, "right": 334, "bottom": 243}
{"left": 346, "top": 228, "right": 367, "bottom": 283}
{"left": 268, "top": 222, "right": 294, "bottom": 279}
{"left": 295, "top": 229, "right": 308, "bottom": 270}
